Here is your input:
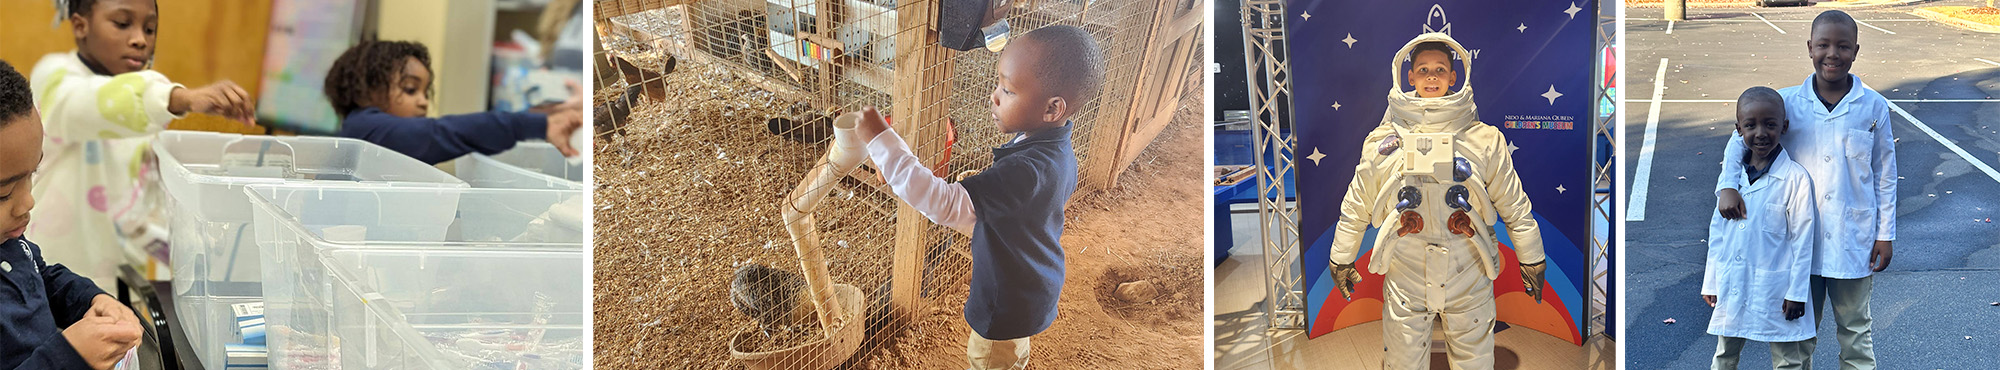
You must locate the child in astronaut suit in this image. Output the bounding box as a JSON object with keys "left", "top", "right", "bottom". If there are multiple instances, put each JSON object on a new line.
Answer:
{"left": 1326, "top": 33, "right": 1548, "bottom": 370}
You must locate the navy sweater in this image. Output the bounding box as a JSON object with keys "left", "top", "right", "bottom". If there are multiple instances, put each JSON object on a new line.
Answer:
{"left": 336, "top": 107, "right": 549, "bottom": 165}
{"left": 957, "top": 122, "right": 1078, "bottom": 340}
{"left": 1, "top": 237, "right": 108, "bottom": 370}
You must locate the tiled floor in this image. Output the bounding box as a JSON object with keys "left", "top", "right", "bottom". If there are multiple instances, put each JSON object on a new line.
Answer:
{"left": 1212, "top": 205, "right": 1615, "bottom": 369}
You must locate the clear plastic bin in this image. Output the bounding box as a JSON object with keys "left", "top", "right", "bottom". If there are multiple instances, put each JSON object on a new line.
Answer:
{"left": 154, "top": 131, "right": 467, "bottom": 370}
{"left": 450, "top": 142, "right": 584, "bottom": 190}
{"left": 246, "top": 184, "right": 586, "bottom": 370}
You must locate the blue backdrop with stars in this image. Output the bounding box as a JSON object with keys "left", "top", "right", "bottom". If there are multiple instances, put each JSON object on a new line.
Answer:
{"left": 1288, "top": 0, "right": 1598, "bottom": 340}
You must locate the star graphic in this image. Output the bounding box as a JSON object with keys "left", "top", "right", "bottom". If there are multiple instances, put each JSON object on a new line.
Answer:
{"left": 1331, "top": 101, "right": 1342, "bottom": 110}
{"left": 1306, "top": 147, "right": 1327, "bottom": 166}
{"left": 1342, "top": 33, "right": 1358, "bottom": 48}
{"left": 1518, "top": 23, "right": 1527, "bottom": 33}
{"left": 1556, "top": 184, "right": 1568, "bottom": 194}
{"left": 1542, "top": 85, "right": 1564, "bottom": 105}
{"left": 1564, "top": 2, "right": 1582, "bottom": 19}
{"left": 1509, "top": 143, "right": 1520, "bottom": 154}
{"left": 1301, "top": 11, "right": 1312, "bottom": 21}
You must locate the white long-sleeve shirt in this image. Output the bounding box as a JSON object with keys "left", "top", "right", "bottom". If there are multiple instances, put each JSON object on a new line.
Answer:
{"left": 865, "top": 127, "right": 976, "bottom": 235}
{"left": 1717, "top": 74, "right": 1896, "bottom": 279}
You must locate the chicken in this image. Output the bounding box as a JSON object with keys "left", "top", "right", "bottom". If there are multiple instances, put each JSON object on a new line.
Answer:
{"left": 766, "top": 101, "right": 834, "bottom": 143}
{"left": 594, "top": 83, "right": 641, "bottom": 139}
{"left": 730, "top": 262, "right": 817, "bottom": 337}
{"left": 612, "top": 54, "right": 672, "bottom": 102}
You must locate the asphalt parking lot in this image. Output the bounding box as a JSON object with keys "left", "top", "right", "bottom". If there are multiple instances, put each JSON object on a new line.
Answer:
{"left": 1622, "top": 2, "right": 2000, "bottom": 368}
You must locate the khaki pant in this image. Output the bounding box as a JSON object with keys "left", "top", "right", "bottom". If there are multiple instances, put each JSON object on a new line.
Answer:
{"left": 967, "top": 331, "right": 1031, "bottom": 370}
{"left": 1381, "top": 240, "right": 1495, "bottom": 370}
{"left": 1712, "top": 336, "right": 1812, "bottom": 370}
{"left": 1804, "top": 275, "right": 1876, "bottom": 370}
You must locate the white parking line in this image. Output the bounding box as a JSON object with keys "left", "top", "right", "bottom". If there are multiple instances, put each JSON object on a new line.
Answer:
{"left": 1667, "top": 21, "right": 1676, "bottom": 34}
{"left": 1752, "top": 13, "right": 1787, "bottom": 34}
{"left": 1855, "top": 19, "right": 1896, "bottom": 35}
{"left": 1628, "top": 58, "right": 1670, "bottom": 222}
{"left": 1887, "top": 101, "right": 2000, "bottom": 184}
{"left": 1975, "top": 58, "right": 2000, "bottom": 68}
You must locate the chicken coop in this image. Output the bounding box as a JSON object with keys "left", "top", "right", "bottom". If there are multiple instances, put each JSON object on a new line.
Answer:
{"left": 591, "top": 0, "right": 1202, "bottom": 368}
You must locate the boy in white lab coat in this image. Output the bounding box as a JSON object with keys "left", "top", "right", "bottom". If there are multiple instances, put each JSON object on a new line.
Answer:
{"left": 1704, "top": 87, "right": 1817, "bottom": 370}
{"left": 1716, "top": 11, "right": 1895, "bottom": 369}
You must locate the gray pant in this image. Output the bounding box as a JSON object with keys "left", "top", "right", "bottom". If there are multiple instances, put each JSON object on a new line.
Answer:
{"left": 1713, "top": 336, "right": 1812, "bottom": 370}
{"left": 1804, "top": 275, "right": 1876, "bottom": 370}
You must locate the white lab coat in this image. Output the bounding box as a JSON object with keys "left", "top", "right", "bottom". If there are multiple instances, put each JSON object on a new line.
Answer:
{"left": 1703, "top": 148, "right": 1817, "bottom": 343}
{"left": 1718, "top": 74, "right": 1896, "bottom": 279}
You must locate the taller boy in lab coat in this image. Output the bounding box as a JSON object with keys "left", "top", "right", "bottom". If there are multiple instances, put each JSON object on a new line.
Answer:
{"left": 1704, "top": 87, "right": 1816, "bottom": 370}
{"left": 1716, "top": 11, "right": 1895, "bottom": 369}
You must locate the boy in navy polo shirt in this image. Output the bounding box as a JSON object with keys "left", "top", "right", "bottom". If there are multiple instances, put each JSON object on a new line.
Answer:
{"left": 0, "top": 60, "right": 146, "bottom": 370}
{"left": 854, "top": 25, "right": 1104, "bottom": 370}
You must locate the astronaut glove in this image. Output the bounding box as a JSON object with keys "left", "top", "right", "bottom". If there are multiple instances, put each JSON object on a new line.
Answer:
{"left": 1332, "top": 262, "right": 1363, "bottom": 301}
{"left": 1520, "top": 261, "right": 1548, "bottom": 304}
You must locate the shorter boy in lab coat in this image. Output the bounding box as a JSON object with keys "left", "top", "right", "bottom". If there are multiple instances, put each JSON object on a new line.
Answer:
{"left": 1702, "top": 87, "right": 1817, "bottom": 370}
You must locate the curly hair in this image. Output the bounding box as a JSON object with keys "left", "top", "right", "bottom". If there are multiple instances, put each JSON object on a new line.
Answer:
{"left": 324, "top": 40, "right": 431, "bottom": 117}
{"left": 0, "top": 60, "right": 35, "bottom": 127}
{"left": 65, "top": 0, "right": 99, "bottom": 16}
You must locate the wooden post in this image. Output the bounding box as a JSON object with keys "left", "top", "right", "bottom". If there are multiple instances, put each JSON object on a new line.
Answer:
{"left": 1079, "top": 0, "right": 1204, "bottom": 191}
{"left": 1666, "top": 0, "right": 1686, "bottom": 21}
{"left": 888, "top": 0, "right": 953, "bottom": 331}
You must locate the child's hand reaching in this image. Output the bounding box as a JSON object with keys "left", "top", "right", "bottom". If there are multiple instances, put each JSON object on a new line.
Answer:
{"left": 1783, "top": 300, "right": 1805, "bottom": 321}
{"left": 62, "top": 315, "right": 142, "bottom": 370}
{"left": 855, "top": 107, "right": 889, "bottom": 143}
{"left": 546, "top": 109, "right": 583, "bottom": 157}
{"left": 170, "top": 81, "right": 257, "bottom": 124}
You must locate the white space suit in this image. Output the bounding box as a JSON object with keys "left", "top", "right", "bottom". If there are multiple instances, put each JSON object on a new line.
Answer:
{"left": 1326, "top": 33, "right": 1546, "bottom": 370}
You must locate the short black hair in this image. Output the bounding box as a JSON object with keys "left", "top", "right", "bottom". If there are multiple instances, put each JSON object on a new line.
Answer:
{"left": 1736, "top": 86, "right": 1785, "bottom": 118}
{"left": 66, "top": 0, "right": 156, "bottom": 17}
{"left": 324, "top": 40, "right": 430, "bottom": 117}
{"left": 1016, "top": 25, "right": 1106, "bottom": 111}
{"left": 67, "top": 0, "right": 99, "bottom": 16}
{"left": 0, "top": 60, "right": 34, "bottom": 127}
{"left": 1408, "top": 41, "right": 1456, "bottom": 65}
{"left": 1811, "top": 10, "right": 1858, "bottom": 39}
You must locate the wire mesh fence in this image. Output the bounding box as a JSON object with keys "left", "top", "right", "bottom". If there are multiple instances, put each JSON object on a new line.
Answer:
{"left": 591, "top": 0, "right": 1181, "bottom": 368}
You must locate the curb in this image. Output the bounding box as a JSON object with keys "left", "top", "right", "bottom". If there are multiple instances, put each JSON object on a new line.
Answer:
{"left": 1911, "top": 7, "right": 2000, "bottom": 33}
{"left": 1627, "top": 0, "right": 1933, "bottom": 9}
{"left": 1628, "top": 1, "right": 1758, "bottom": 8}
{"left": 1816, "top": 0, "right": 1940, "bottom": 10}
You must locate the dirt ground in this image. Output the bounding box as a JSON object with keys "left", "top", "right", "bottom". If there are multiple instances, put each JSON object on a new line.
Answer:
{"left": 591, "top": 52, "right": 1203, "bottom": 369}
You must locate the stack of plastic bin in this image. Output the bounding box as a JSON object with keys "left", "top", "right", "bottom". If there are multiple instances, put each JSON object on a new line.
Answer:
{"left": 451, "top": 142, "right": 583, "bottom": 190}
{"left": 247, "top": 184, "right": 585, "bottom": 370}
{"left": 155, "top": 131, "right": 467, "bottom": 370}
